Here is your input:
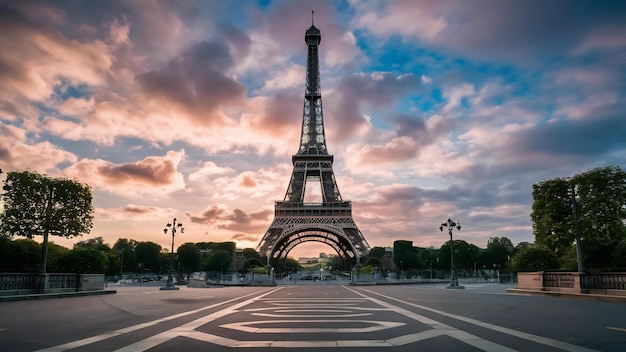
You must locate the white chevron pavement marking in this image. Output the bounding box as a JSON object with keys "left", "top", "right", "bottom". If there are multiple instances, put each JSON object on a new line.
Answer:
{"left": 111, "top": 286, "right": 516, "bottom": 350}
{"left": 33, "top": 287, "right": 280, "bottom": 352}
{"left": 345, "top": 286, "right": 516, "bottom": 352}
{"left": 113, "top": 287, "right": 283, "bottom": 352}
{"left": 219, "top": 319, "right": 404, "bottom": 333}
{"left": 353, "top": 287, "right": 600, "bottom": 352}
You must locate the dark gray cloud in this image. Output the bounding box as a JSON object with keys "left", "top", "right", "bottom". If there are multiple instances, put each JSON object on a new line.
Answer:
{"left": 327, "top": 72, "right": 421, "bottom": 142}
{"left": 513, "top": 112, "right": 626, "bottom": 159}
{"left": 137, "top": 40, "right": 246, "bottom": 125}
{"left": 381, "top": 0, "right": 626, "bottom": 66}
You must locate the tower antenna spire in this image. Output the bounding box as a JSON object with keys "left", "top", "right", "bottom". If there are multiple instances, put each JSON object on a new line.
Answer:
{"left": 311, "top": 10, "right": 314, "bottom": 26}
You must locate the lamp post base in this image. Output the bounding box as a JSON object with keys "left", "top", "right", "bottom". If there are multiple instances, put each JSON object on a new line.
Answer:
{"left": 160, "top": 272, "right": 179, "bottom": 291}
{"left": 445, "top": 279, "right": 465, "bottom": 289}
{"left": 160, "top": 286, "right": 179, "bottom": 291}
{"left": 160, "top": 280, "right": 179, "bottom": 290}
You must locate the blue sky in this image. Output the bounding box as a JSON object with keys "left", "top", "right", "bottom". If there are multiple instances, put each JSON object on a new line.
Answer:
{"left": 1, "top": 0, "right": 625, "bottom": 258}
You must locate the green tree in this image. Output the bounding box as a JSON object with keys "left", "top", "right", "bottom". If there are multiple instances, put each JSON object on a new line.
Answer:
{"left": 325, "top": 254, "right": 351, "bottom": 272}
{"left": 46, "top": 242, "right": 70, "bottom": 272}
{"left": 113, "top": 238, "right": 137, "bottom": 275}
{"left": 0, "top": 236, "right": 11, "bottom": 270}
{"left": 509, "top": 246, "right": 560, "bottom": 272}
{"left": 393, "top": 240, "right": 420, "bottom": 270}
{"left": 531, "top": 177, "right": 573, "bottom": 256}
{"left": 0, "top": 171, "right": 94, "bottom": 273}
{"left": 203, "top": 250, "right": 232, "bottom": 272}
{"left": 196, "top": 241, "right": 236, "bottom": 257}
{"left": 74, "top": 236, "right": 118, "bottom": 275}
{"left": 245, "top": 257, "right": 266, "bottom": 270}
{"left": 439, "top": 240, "right": 480, "bottom": 271}
{"left": 572, "top": 166, "right": 626, "bottom": 242}
{"left": 419, "top": 248, "right": 440, "bottom": 270}
{"left": 364, "top": 256, "right": 382, "bottom": 268}
{"left": 481, "top": 237, "right": 514, "bottom": 269}
{"left": 368, "top": 246, "right": 386, "bottom": 259}
{"left": 531, "top": 166, "right": 626, "bottom": 268}
{"left": 282, "top": 257, "right": 302, "bottom": 273}
{"left": 75, "top": 236, "right": 111, "bottom": 251}
{"left": 3, "top": 238, "right": 41, "bottom": 271}
{"left": 58, "top": 247, "right": 107, "bottom": 273}
{"left": 177, "top": 242, "right": 201, "bottom": 274}
{"left": 135, "top": 241, "right": 162, "bottom": 274}
{"left": 242, "top": 248, "right": 261, "bottom": 260}
{"left": 572, "top": 166, "right": 626, "bottom": 268}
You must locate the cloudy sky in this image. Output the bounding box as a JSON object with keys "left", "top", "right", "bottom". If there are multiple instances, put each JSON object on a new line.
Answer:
{"left": 1, "top": 0, "right": 625, "bottom": 258}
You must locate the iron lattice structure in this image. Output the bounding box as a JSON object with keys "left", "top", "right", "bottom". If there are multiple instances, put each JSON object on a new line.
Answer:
{"left": 256, "top": 18, "right": 371, "bottom": 266}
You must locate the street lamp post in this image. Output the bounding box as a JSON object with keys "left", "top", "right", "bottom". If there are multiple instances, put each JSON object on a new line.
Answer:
{"left": 160, "top": 218, "right": 183, "bottom": 291}
{"left": 118, "top": 249, "right": 125, "bottom": 285}
{"left": 440, "top": 218, "right": 464, "bottom": 289}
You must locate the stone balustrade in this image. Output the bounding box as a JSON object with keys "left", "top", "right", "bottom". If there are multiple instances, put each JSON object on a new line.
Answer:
{"left": 516, "top": 271, "right": 626, "bottom": 296}
{"left": 0, "top": 273, "right": 105, "bottom": 296}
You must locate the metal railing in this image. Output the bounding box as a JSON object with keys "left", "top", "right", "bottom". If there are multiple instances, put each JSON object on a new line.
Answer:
{"left": 0, "top": 273, "right": 97, "bottom": 295}
{"left": 580, "top": 272, "right": 626, "bottom": 290}
{"left": 0, "top": 273, "right": 44, "bottom": 291}
{"left": 543, "top": 272, "right": 575, "bottom": 288}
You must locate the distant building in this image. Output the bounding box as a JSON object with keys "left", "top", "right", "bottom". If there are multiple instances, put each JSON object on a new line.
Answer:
{"left": 232, "top": 248, "right": 246, "bottom": 272}
{"left": 382, "top": 247, "right": 395, "bottom": 272}
{"left": 298, "top": 257, "right": 319, "bottom": 266}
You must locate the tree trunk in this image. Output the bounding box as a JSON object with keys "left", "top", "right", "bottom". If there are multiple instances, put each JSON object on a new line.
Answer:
{"left": 40, "top": 230, "right": 49, "bottom": 273}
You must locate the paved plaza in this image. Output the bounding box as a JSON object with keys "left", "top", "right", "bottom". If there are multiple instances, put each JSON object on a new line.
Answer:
{"left": 1, "top": 282, "right": 625, "bottom": 351}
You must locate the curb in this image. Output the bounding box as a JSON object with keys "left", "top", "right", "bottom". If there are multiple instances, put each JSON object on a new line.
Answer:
{"left": 0, "top": 289, "right": 117, "bottom": 302}
{"left": 506, "top": 288, "right": 626, "bottom": 303}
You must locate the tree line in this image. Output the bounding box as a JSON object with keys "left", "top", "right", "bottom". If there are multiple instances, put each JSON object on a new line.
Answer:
{"left": 355, "top": 236, "right": 520, "bottom": 279}
{"left": 0, "top": 235, "right": 269, "bottom": 279}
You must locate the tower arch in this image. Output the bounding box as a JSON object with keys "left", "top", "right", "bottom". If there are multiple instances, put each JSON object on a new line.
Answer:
{"left": 269, "top": 225, "right": 358, "bottom": 262}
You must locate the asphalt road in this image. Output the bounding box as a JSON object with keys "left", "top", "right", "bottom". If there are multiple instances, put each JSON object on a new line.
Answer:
{"left": 1, "top": 282, "right": 625, "bottom": 351}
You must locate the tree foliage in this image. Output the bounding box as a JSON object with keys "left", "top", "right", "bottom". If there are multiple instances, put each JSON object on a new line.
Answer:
{"left": 242, "top": 248, "right": 261, "bottom": 260}
{"left": 363, "top": 256, "right": 382, "bottom": 268}
{"left": 1, "top": 171, "right": 94, "bottom": 272}
{"left": 246, "top": 257, "right": 265, "bottom": 269}
{"left": 509, "top": 246, "right": 559, "bottom": 272}
{"left": 134, "top": 241, "right": 162, "bottom": 273}
{"left": 531, "top": 177, "right": 573, "bottom": 256}
{"left": 1, "top": 171, "right": 94, "bottom": 239}
{"left": 177, "top": 242, "right": 201, "bottom": 274}
{"left": 393, "top": 240, "right": 421, "bottom": 269}
{"left": 531, "top": 166, "right": 626, "bottom": 268}
{"left": 439, "top": 240, "right": 481, "bottom": 270}
{"left": 482, "top": 236, "right": 514, "bottom": 269}
{"left": 203, "top": 250, "right": 232, "bottom": 272}
{"left": 282, "top": 257, "right": 302, "bottom": 273}
{"left": 113, "top": 238, "right": 138, "bottom": 274}
{"left": 196, "top": 241, "right": 236, "bottom": 256}
{"left": 1, "top": 238, "right": 41, "bottom": 271}
{"left": 368, "top": 246, "right": 386, "bottom": 259}
{"left": 58, "top": 247, "right": 107, "bottom": 273}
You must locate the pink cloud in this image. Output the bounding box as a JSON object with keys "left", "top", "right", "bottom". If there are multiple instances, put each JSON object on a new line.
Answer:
{"left": 186, "top": 204, "right": 272, "bottom": 234}
{"left": 0, "top": 124, "right": 77, "bottom": 172}
{"left": 63, "top": 150, "right": 185, "bottom": 195}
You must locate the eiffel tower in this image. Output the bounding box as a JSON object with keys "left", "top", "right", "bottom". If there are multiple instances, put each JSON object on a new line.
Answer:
{"left": 256, "top": 15, "right": 371, "bottom": 268}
